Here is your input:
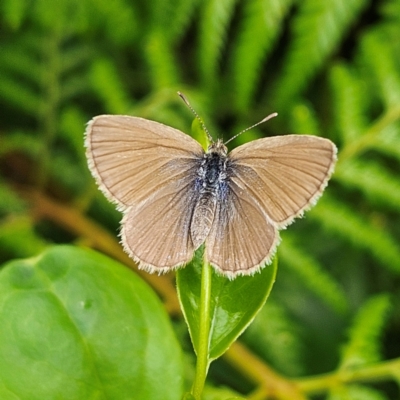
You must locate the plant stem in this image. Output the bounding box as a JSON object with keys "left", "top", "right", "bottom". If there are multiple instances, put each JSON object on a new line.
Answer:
{"left": 191, "top": 257, "right": 212, "bottom": 400}
{"left": 295, "top": 357, "right": 400, "bottom": 396}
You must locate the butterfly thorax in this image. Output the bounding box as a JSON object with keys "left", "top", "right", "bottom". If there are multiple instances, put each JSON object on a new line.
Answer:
{"left": 190, "top": 141, "right": 229, "bottom": 249}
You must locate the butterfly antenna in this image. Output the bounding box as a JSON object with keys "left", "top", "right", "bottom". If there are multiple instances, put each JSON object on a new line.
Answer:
{"left": 224, "top": 112, "right": 278, "bottom": 145}
{"left": 178, "top": 92, "right": 213, "bottom": 143}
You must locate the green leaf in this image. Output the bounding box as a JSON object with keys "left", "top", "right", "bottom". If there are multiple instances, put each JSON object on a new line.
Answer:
{"left": 191, "top": 117, "right": 210, "bottom": 151}
{"left": 176, "top": 249, "right": 277, "bottom": 361}
{"left": 203, "top": 385, "right": 244, "bottom": 399}
{"left": 0, "top": 245, "right": 183, "bottom": 400}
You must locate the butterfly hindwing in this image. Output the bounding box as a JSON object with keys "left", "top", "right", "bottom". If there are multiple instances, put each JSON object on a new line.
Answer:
{"left": 121, "top": 160, "right": 201, "bottom": 272}
{"left": 205, "top": 178, "right": 279, "bottom": 276}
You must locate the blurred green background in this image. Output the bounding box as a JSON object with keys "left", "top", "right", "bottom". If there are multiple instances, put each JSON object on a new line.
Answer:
{"left": 1, "top": 0, "right": 400, "bottom": 398}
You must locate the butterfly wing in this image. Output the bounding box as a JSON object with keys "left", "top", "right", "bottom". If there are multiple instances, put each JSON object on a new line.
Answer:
{"left": 206, "top": 135, "right": 336, "bottom": 276}
{"left": 228, "top": 135, "right": 337, "bottom": 228}
{"left": 121, "top": 162, "right": 201, "bottom": 272}
{"left": 205, "top": 178, "right": 279, "bottom": 277}
{"left": 85, "top": 115, "right": 204, "bottom": 271}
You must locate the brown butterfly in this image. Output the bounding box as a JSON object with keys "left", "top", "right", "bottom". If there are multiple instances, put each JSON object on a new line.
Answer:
{"left": 85, "top": 96, "right": 336, "bottom": 278}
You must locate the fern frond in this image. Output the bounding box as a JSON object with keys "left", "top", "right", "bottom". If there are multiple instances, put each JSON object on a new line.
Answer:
{"left": 0, "top": 41, "right": 42, "bottom": 82}
{"left": 373, "top": 124, "right": 400, "bottom": 162}
{"left": 0, "top": 37, "right": 43, "bottom": 115}
{"left": 335, "top": 159, "right": 400, "bottom": 211}
{"left": 59, "top": 106, "right": 89, "bottom": 164}
{"left": 159, "top": 0, "right": 200, "bottom": 44}
{"left": 0, "top": 131, "right": 43, "bottom": 157}
{"left": 311, "top": 196, "right": 400, "bottom": 274}
{"left": 81, "top": 0, "right": 138, "bottom": 45}
{"left": 27, "top": 0, "right": 88, "bottom": 34}
{"left": 60, "top": 44, "right": 94, "bottom": 76}
{"left": 379, "top": 0, "right": 400, "bottom": 54}
{"left": 230, "top": 0, "right": 293, "bottom": 112}
{"left": 329, "top": 384, "right": 389, "bottom": 400}
{"left": 198, "top": 0, "right": 237, "bottom": 88}
{"left": 1, "top": 0, "right": 29, "bottom": 29}
{"left": 358, "top": 29, "right": 400, "bottom": 108}
{"left": 144, "top": 31, "right": 180, "bottom": 91}
{"left": 89, "top": 58, "right": 133, "bottom": 113}
{"left": 339, "top": 294, "right": 391, "bottom": 369}
{"left": 273, "top": 0, "right": 370, "bottom": 109}
{"left": 51, "top": 152, "right": 91, "bottom": 195}
{"left": 61, "top": 74, "right": 92, "bottom": 103}
{"left": 58, "top": 45, "right": 94, "bottom": 102}
{"left": 243, "top": 300, "right": 304, "bottom": 376}
{"left": 0, "top": 73, "right": 41, "bottom": 115}
{"left": 287, "top": 101, "right": 320, "bottom": 135}
{"left": 279, "top": 237, "right": 348, "bottom": 314}
{"left": 330, "top": 63, "right": 369, "bottom": 145}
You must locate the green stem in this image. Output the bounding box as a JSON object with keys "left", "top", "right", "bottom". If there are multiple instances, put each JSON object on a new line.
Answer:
{"left": 191, "top": 257, "right": 212, "bottom": 400}
{"left": 294, "top": 358, "right": 400, "bottom": 396}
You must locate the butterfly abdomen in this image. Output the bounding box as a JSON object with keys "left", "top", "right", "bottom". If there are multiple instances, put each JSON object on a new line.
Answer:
{"left": 190, "top": 149, "right": 229, "bottom": 249}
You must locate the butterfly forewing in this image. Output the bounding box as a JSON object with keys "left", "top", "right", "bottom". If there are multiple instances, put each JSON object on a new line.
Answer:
{"left": 229, "top": 135, "right": 337, "bottom": 228}
{"left": 85, "top": 115, "right": 204, "bottom": 271}
{"left": 85, "top": 115, "right": 204, "bottom": 210}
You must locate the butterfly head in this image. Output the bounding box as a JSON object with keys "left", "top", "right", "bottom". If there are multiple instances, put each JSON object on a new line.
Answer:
{"left": 207, "top": 139, "right": 228, "bottom": 156}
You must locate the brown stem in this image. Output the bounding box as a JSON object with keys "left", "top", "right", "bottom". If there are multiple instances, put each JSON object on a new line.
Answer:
{"left": 224, "top": 342, "right": 307, "bottom": 400}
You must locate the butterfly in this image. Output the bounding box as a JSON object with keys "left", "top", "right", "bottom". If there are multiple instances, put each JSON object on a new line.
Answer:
{"left": 85, "top": 97, "right": 337, "bottom": 278}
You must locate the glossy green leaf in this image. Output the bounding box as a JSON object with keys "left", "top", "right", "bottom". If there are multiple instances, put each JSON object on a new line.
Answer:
{"left": 0, "top": 245, "right": 183, "bottom": 400}
{"left": 176, "top": 249, "right": 277, "bottom": 360}
{"left": 203, "top": 384, "right": 245, "bottom": 399}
